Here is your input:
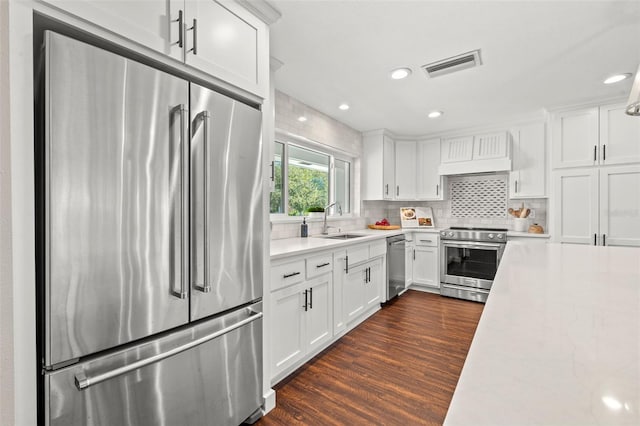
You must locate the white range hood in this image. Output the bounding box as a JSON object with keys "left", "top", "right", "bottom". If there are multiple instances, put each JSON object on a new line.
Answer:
{"left": 438, "top": 132, "right": 512, "bottom": 175}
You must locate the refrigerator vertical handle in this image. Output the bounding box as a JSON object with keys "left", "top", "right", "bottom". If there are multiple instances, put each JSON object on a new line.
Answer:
{"left": 171, "top": 105, "right": 188, "bottom": 300}
{"left": 194, "top": 111, "right": 212, "bottom": 294}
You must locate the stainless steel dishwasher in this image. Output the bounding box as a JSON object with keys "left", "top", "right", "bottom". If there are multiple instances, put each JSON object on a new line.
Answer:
{"left": 386, "top": 235, "right": 406, "bottom": 300}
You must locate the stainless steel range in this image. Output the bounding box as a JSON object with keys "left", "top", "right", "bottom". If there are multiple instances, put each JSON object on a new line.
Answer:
{"left": 440, "top": 227, "right": 507, "bottom": 303}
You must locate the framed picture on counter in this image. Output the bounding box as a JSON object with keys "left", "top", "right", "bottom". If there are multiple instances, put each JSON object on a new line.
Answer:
{"left": 400, "top": 207, "right": 435, "bottom": 228}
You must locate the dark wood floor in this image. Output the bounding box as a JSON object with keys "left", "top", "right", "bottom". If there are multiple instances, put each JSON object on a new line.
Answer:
{"left": 257, "top": 290, "right": 484, "bottom": 426}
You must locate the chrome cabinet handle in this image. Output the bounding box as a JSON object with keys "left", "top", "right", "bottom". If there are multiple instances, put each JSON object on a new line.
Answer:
{"left": 283, "top": 271, "right": 301, "bottom": 278}
{"left": 74, "top": 310, "right": 263, "bottom": 390}
{"left": 316, "top": 262, "right": 330, "bottom": 268}
{"left": 174, "top": 10, "right": 184, "bottom": 48}
{"left": 172, "top": 105, "right": 188, "bottom": 299}
{"left": 188, "top": 18, "right": 197, "bottom": 55}
{"left": 193, "top": 111, "right": 211, "bottom": 293}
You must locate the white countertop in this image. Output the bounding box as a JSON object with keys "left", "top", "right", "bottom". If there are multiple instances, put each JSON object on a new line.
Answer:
{"left": 445, "top": 242, "right": 640, "bottom": 426}
{"left": 270, "top": 228, "right": 442, "bottom": 260}
{"left": 506, "top": 231, "right": 550, "bottom": 238}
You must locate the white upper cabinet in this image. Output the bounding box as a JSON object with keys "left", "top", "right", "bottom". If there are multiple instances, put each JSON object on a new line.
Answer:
{"left": 553, "top": 169, "right": 599, "bottom": 245}
{"left": 184, "top": 0, "right": 267, "bottom": 96}
{"left": 552, "top": 107, "right": 599, "bottom": 169}
{"left": 394, "top": 141, "right": 417, "bottom": 199}
{"left": 599, "top": 165, "right": 640, "bottom": 247}
{"left": 599, "top": 103, "right": 640, "bottom": 165}
{"left": 362, "top": 131, "right": 395, "bottom": 200}
{"left": 43, "top": 0, "right": 268, "bottom": 97}
{"left": 510, "top": 122, "right": 547, "bottom": 198}
{"left": 417, "top": 138, "right": 443, "bottom": 200}
{"left": 552, "top": 103, "right": 640, "bottom": 169}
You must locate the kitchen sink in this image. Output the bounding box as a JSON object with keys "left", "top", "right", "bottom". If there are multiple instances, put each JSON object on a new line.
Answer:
{"left": 320, "top": 234, "right": 367, "bottom": 240}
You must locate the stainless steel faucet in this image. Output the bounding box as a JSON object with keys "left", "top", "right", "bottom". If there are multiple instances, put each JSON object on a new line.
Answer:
{"left": 322, "top": 201, "right": 342, "bottom": 235}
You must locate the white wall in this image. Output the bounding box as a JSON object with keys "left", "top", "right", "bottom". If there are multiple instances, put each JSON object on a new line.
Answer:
{"left": 0, "top": 0, "right": 15, "bottom": 424}
{"left": 271, "top": 91, "right": 365, "bottom": 238}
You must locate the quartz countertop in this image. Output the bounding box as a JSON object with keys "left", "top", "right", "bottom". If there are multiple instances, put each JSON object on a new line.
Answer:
{"left": 270, "top": 228, "right": 442, "bottom": 260}
{"left": 506, "top": 231, "right": 551, "bottom": 238}
{"left": 444, "top": 242, "right": 640, "bottom": 426}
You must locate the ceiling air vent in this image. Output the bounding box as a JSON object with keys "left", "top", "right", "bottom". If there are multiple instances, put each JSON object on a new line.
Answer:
{"left": 421, "top": 49, "right": 482, "bottom": 79}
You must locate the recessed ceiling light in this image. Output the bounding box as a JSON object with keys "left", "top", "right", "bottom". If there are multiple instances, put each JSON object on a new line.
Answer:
{"left": 338, "top": 103, "right": 350, "bottom": 111}
{"left": 428, "top": 111, "right": 443, "bottom": 118}
{"left": 297, "top": 116, "right": 307, "bottom": 122}
{"left": 604, "top": 73, "right": 631, "bottom": 84}
{"left": 390, "top": 67, "right": 412, "bottom": 80}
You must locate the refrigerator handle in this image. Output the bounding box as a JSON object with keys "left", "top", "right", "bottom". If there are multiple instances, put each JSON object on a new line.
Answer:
{"left": 74, "top": 309, "right": 263, "bottom": 390}
{"left": 172, "top": 104, "right": 188, "bottom": 299}
{"left": 193, "top": 111, "right": 212, "bottom": 294}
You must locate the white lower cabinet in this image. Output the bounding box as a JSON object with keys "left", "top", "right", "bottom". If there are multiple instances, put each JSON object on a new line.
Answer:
{"left": 270, "top": 273, "right": 332, "bottom": 382}
{"left": 270, "top": 240, "right": 387, "bottom": 384}
{"left": 410, "top": 234, "right": 440, "bottom": 290}
{"left": 405, "top": 234, "right": 414, "bottom": 288}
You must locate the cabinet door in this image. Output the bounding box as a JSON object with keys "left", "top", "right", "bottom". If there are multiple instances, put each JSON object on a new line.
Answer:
{"left": 383, "top": 135, "right": 396, "bottom": 199}
{"left": 599, "top": 103, "right": 640, "bottom": 166}
{"left": 552, "top": 107, "right": 599, "bottom": 169}
{"left": 342, "top": 265, "right": 366, "bottom": 323}
{"left": 599, "top": 165, "right": 640, "bottom": 247}
{"left": 184, "top": 0, "right": 267, "bottom": 96}
{"left": 412, "top": 246, "right": 440, "bottom": 288}
{"left": 441, "top": 136, "right": 474, "bottom": 163}
{"left": 270, "top": 283, "right": 305, "bottom": 379}
{"left": 332, "top": 251, "right": 346, "bottom": 334}
{"left": 44, "top": 0, "right": 183, "bottom": 61}
{"left": 305, "top": 275, "right": 333, "bottom": 352}
{"left": 553, "top": 169, "right": 599, "bottom": 244}
{"left": 510, "top": 122, "right": 546, "bottom": 198}
{"left": 417, "top": 138, "right": 443, "bottom": 199}
{"left": 364, "top": 260, "right": 383, "bottom": 309}
{"left": 394, "top": 141, "right": 416, "bottom": 199}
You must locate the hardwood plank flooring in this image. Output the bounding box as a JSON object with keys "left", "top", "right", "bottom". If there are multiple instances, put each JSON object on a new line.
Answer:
{"left": 257, "top": 290, "right": 484, "bottom": 426}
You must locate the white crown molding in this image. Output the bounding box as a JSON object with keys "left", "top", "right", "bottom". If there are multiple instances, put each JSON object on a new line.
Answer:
{"left": 235, "top": 0, "right": 282, "bottom": 25}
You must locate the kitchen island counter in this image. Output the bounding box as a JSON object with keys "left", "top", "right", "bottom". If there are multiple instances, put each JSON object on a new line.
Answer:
{"left": 445, "top": 242, "right": 640, "bottom": 426}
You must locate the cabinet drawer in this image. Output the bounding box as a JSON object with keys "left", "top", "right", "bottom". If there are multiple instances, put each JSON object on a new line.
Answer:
{"left": 369, "top": 240, "right": 387, "bottom": 258}
{"left": 271, "top": 259, "right": 306, "bottom": 291}
{"left": 346, "top": 244, "right": 370, "bottom": 266}
{"left": 414, "top": 235, "right": 438, "bottom": 247}
{"left": 306, "top": 253, "right": 333, "bottom": 279}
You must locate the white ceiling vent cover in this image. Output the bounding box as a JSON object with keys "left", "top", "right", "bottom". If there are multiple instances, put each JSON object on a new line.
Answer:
{"left": 422, "top": 49, "right": 482, "bottom": 78}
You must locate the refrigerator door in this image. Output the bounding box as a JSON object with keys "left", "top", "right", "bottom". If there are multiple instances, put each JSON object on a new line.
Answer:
{"left": 44, "top": 32, "right": 190, "bottom": 366}
{"left": 44, "top": 302, "right": 263, "bottom": 426}
{"left": 190, "top": 84, "right": 263, "bottom": 320}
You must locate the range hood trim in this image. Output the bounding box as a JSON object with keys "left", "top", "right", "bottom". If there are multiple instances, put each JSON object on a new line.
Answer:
{"left": 438, "top": 158, "right": 512, "bottom": 176}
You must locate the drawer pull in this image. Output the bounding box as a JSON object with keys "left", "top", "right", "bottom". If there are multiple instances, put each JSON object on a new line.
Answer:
{"left": 316, "top": 262, "right": 330, "bottom": 268}
{"left": 283, "top": 271, "right": 301, "bottom": 278}
{"left": 419, "top": 240, "right": 432, "bottom": 243}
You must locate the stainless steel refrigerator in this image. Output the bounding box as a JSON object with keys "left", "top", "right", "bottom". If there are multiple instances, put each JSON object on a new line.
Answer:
{"left": 39, "top": 31, "right": 264, "bottom": 426}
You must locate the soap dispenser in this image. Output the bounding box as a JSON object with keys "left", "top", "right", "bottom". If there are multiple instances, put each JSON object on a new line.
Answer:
{"left": 301, "top": 218, "right": 308, "bottom": 237}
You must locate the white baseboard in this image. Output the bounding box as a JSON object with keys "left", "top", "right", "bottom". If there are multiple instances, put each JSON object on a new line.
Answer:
{"left": 262, "top": 388, "right": 276, "bottom": 414}
{"left": 408, "top": 284, "right": 441, "bottom": 295}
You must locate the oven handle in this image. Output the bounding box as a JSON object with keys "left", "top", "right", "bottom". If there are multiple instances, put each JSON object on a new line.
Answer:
{"left": 441, "top": 241, "right": 503, "bottom": 250}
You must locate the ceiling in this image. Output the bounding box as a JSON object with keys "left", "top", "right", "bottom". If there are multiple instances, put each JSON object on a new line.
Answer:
{"left": 269, "top": 0, "right": 640, "bottom": 136}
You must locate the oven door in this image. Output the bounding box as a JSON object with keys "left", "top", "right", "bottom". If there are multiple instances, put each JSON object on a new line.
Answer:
{"left": 440, "top": 241, "right": 505, "bottom": 290}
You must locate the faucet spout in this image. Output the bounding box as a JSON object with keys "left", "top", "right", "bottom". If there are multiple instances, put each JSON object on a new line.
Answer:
{"left": 322, "top": 201, "right": 342, "bottom": 235}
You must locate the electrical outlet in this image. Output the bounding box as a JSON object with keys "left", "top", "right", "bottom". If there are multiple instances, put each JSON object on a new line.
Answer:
{"left": 529, "top": 209, "right": 536, "bottom": 219}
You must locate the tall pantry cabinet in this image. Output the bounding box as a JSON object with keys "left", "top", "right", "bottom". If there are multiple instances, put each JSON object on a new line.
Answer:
{"left": 552, "top": 102, "right": 640, "bottom": 246}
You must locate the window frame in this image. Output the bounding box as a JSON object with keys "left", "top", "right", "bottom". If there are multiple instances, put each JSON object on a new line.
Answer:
{"left": 270, "top": 130, "right": 355, "bottom": 220}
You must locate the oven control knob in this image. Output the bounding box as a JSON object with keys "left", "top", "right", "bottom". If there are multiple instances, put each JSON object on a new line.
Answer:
{"left": 497, "top": 233, "right": 504, "bottom": 239}
{"left": 447, "top": 232, "right": 454, "bottom": 237}
{"left": 441, "top": 231, "right": 446, "bottom": 237}
{"left": 488, "top": 233, "right": 495, "bottom": 239}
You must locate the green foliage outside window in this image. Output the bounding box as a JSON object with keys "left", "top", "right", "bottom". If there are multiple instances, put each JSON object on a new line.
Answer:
{"left": 287, "top": 165, "right": 328, "bottom": 216}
